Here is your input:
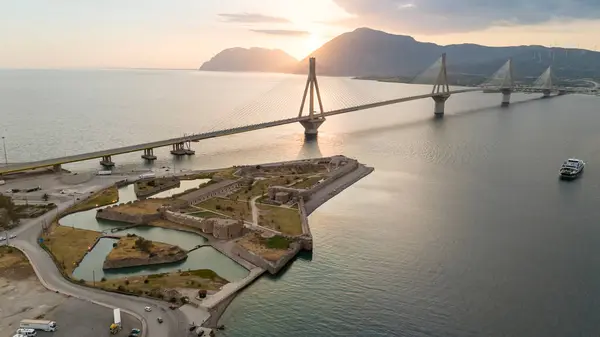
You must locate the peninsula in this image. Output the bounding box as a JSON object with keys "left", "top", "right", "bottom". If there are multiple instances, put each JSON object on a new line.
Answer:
{"left": 25, "top": 155, "right": 373, "bottom": 333}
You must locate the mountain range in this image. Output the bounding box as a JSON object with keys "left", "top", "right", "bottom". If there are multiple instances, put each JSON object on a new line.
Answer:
{"left": 200, "top": 28, "right": 600, "bottom": 82}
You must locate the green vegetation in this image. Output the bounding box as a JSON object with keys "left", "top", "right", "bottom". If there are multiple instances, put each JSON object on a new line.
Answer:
{"left": 93, "top": 268, "right": 228, "bottom": 296}
{"left": 229, "top": 176, "right": 292, "bottom": 200}
{"left": 13, "top": 203, "right": 57, "bottom": 219}
{"left": 106, "top": 236, "right": 182, "bottom": 260}
{"left": 212, "top": 167, "right": 238, "bottom": 180}
{"left": 0, "top": 194, "right": 19, "bottom": 229}
{"left": 197, "top": 197, "right": 252, "bottom": 221}
{"left": 135, "top": 177, "right": 178, "bottom": 192}
{"left": 187, "top": 211, "right": 228, "bottom": 219}
{"left": 186, "top": 269, "right": 223, "bottom": 281}
{"left": 291, "top": 176, "right": 324, "bottom": 190}
{"left": 257, "top": 204, "right": 303, "bottom": 236}
{"left": 69, "top": 186, "right": 119, "bottom": 213}
{"left": 264, "top": 235, "right": 292, "bottom": 250}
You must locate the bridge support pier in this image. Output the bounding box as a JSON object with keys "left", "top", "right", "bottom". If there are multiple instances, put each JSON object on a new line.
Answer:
{"left": 300, "top": 118, "right": 325, "bottom": 138}
{"left": 432, "top": 95, "right": 449, "bottom": 117}
{"left": 501, "top": 89, "right": 511, "bottom": 107}
{"left": 52, "top": 164, "right": 62, "bottom": 173}
{"left": 171, "top": 143, "right": 186, "bottom": 156}
{"left": 100, "top": 155, "right": 115, "bottom": 168}
{"left": 141, "top": 148, "right": 157, "bottom": 161}
{"left": 542, "top": 89, "right": 552, "bottom": 98}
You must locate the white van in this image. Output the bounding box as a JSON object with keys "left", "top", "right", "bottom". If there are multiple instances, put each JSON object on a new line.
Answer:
{"left": 15, "top": 328, "right": 37, "bottom": 336}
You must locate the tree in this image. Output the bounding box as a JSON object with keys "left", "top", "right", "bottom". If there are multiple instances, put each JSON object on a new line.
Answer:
{"left": 42, "top": 193, "right": 50, "bottom": 202}
{"left": 0, "top": 195, "right": 18, "bottom": 227}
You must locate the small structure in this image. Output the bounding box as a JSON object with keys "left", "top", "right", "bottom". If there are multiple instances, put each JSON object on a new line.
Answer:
{"left": 274, "top": 192, "right": 291, "bottom": 204}
{"left": 213, "top": 220, "right": 243, "bottom": 239}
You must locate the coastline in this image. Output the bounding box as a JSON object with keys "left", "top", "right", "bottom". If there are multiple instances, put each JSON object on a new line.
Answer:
{"left": 13, "top": 155, "right": 374, "bottom": 333}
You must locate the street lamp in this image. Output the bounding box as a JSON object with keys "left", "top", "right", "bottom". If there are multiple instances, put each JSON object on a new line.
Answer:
{"left": 1, "top": 136, "right": 7, "bottom": 165}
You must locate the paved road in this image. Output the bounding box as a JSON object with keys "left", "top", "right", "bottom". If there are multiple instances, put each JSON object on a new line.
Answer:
{"left": 7, "top": 195, "right": 190, "bottom": 337}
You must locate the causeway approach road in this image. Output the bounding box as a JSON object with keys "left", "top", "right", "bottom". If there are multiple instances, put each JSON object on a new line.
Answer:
{"left": 5, "top": 193, "right": 190, "bottom": 337}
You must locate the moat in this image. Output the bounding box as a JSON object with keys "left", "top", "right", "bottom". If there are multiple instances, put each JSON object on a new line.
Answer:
{"left": 44, "top": 155, "right": 372, "bottom": 329}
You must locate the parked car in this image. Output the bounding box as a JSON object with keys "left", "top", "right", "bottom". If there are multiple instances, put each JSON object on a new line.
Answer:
{"left": 144, "top": 306, "right": 152, "bottom": 312}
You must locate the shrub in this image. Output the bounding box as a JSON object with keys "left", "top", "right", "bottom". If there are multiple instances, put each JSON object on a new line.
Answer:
{"left": 78, "top": 279, "right": 85, "bottom": 284}
{"left": 101, "top": 277, "right": 106, "bottom": 282}
{"left": 169, "top": 297, "right": 177, "bottom": 303}
{"left": 215, "top": 205, "right": 221, "bottom": 210}
{"left": 125, "top": 280, "right": 130, "bottom": 285}
{"left": 144, "top": 279, "right": 149, "bottom": 284}
{"left": 117, "top": 285, "right": 125, "bottom": 291}
{"left": 113, "top": 243, "right": 117, "bottom": 248}
{"left": 198, "top": 289, "right": 207, "bottom": 298}
{"left": 225, "top": 206, "right": 234, "bottom": 212}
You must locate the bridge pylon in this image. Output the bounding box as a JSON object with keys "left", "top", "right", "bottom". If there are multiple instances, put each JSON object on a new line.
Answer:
{"left": 298, "top": 57, "right": 325, "bottom": 138}
{"left": 500, "top": 58, "right": 514, "bottom": 107}
{"left": 431, "top": 53, "right": 451, "bottom": 116}
{"left": 533, "top": 66, "right": 554, "bottom": 98}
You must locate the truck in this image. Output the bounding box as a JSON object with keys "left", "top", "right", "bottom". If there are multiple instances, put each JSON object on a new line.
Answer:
{"left": 110, "top": 308, "right": 122, "bottom": 334}
{"left": 139, "top": 172, "right": 155, "bottom": 179}
{"left": 19, "top": 319, "right": 57, "bottom": 332}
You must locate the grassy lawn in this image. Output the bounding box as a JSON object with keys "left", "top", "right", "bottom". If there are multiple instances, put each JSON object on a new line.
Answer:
{"left": 105, "top": 236, "right": 183, "bottom": 261}
{"left": 96, "top": 268, "right": 228, "bottom": 294}
{"left": 257, "top": 204, "right": 303, "bottom": 236}
{"left": 264, "top": 235, "right": 292, "bottom": 249}
{"left": 229, "top": 176, "right": 292, "bottom": 201}
{"left": 187, "top": 211, "right": 229, "bottom": 219}
{"left": 236, "top": 233, "right": 291, "bottom": 262}
{"left": 109, "top": 199, "right": 169, "bottom": 216}
{"left": 69, "top": 186, "right": 119, "bottom": 213}
{"left": 253, "top": 164, "right": 329, "bottom": 176}
{"left": 211, "top": 167, "right": 238, "bottom": 180}
{"left": 291, "top": 176, "right": 325, "bottom": 190}
{"left": 42, "top": 225, "right": 101, "bottom": 276}
{"left": 196, "top": 197, "right": 252, "bottom": 221}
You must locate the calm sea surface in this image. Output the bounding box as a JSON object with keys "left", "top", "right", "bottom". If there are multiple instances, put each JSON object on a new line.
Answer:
{"left": 3, "top": 69, "right": 600, "bottom": 336}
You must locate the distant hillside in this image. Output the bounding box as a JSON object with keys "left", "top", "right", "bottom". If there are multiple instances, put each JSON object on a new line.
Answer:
{"left": 297, "top": 28, "right": 600, "bottom": 81}
{"left": 199, "top": 47, "right": 297, "bottom": 73}
{"left": 203, "top": 28, "right": 600, "bottom": 81}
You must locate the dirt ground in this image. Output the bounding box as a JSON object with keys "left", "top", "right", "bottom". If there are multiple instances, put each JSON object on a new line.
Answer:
{"left": 0, "top": 247, "right": 66, "bottom": 335}
{"left": 0, "top": 247, "right": 139, "bottom": 337}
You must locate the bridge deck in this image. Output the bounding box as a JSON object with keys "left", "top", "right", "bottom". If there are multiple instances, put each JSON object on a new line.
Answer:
{"left": 1, "top": 87, "right": 564, "bottom": 175}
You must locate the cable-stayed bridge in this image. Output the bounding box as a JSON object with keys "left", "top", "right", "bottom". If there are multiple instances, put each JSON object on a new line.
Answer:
{"left": 0, "top": 54, "right": 572, "bottom": 175}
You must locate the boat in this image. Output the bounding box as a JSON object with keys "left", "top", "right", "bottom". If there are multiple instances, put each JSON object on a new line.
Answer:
{"left": 559, "top": 158, "right": 585, "bottom": 180}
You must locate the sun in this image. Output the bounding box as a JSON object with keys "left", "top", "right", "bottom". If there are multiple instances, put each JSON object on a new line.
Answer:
{"left": 304, "top": 33, "right": 325, "bottom": 55}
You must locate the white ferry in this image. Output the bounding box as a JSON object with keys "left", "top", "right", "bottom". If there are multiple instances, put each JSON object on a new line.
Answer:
{"left": 559, "top": 158, "right": 585, "bottom": 180}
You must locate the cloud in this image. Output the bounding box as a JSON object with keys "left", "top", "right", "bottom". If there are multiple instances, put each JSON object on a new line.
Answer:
{"left": 250, "top": 29, "right": 311, "bottom": 36}
{"left": 218, "top": 13, "right": 290, "bottom": 23}
{"left": 331, "top": 0, "right": 600, "bottom": 33}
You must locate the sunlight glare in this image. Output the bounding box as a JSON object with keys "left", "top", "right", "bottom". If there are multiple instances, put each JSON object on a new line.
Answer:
{"left": 305, "top": 33, "right": 325, "bottom": 56}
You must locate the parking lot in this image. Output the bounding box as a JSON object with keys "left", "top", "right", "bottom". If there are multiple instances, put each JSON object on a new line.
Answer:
{"left": 35, "top": 298, "right": 140, "bottom": 337}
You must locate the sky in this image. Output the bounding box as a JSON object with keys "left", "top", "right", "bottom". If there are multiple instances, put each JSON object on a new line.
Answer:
{"left": 2, "top": 0, "right": 600, "bottom": 69}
